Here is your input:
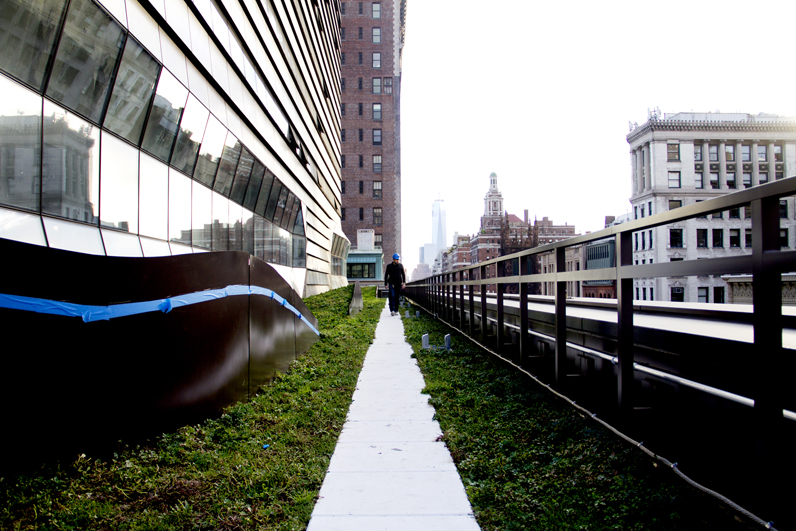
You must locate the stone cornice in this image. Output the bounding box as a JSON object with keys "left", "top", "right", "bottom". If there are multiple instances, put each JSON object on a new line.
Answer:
{"left": 627, "top": 118, "right": 796, "bottom": 144}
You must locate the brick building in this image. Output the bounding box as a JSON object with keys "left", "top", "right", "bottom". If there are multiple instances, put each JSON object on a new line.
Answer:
{"left": 340, "top": 0, "right": 406, "bottom": 281}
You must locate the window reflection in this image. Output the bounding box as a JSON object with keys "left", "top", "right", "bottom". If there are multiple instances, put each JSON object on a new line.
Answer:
{"left": 0, "top": 76, "right": 42, "bottom": 212}
{"left": 46, "top": 0, "right": 124, "bottom": 124}
{"left": 43, "top": 216, "right": 105, "bottom": 255}
{"left": 228, "top": 201, "right": 242, "bottom": 251}
{"left": 104, "top": 37, "right": 160, "bottom": 145}
{"left": 212, "top": 133, "right": 241, "bottom": 197}
{"left": 169, "top": 169, "right": 191, "bottom": 246}
{"left": 211, "top": 190, "right": 229, "bottom": 250}
{"left": 138, "top": 153, "right": 168, "bottom": 240}
{"left": 279, "top": 193, "right": 295, "bottom": 229}
{"left": 293, "top": 208, "right": 305, "bottom": 235}
{"left": 254, "top": 214, "right": 265, "bottom": 261}
{"left": 292, "top": 235, "right": 306, "bottom": 267}
{"left": 264, "top": 180, "right": 282, "bottom": 221}
{"left": 228, "top": 146, "right": 254, "bottom": 204}
{"left": 193, "top": 114, "right": 226, "bottom": 187}
{"left": 254, "top": 168, "right": 275, "bottom": 217}
{"left": 0, "top": 206, "right": 46, "bottom": 246}
{"left": 140, "top": 69, "right": 187, "bottom": 162}
{"left": 287, "top": 195, "right": 300, "bottom": 231}
{"left": 242, "top": 207, "right": 254, "bottom": 255}
{"left": 42, "top": 101, "right": 99, "bottom": 223}
{"left": 191, "top": 182, "right": 212, "bottom": 249}
{"left": 243, "top": 159, "right": 265, "bottom": 212}
{"left": 99, "top": 132, "right": 138, "bottom": 232}
{"left": 0, "top": 0, "right": 67, "bottom": 91}
{"left": 272, "top": 185, "right": 289, "bottom": 225}
{"left": 171, "top": 94, "right": 209, "bottom": 176}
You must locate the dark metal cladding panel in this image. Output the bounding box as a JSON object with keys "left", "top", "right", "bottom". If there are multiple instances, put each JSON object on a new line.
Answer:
{"left": 248, "top": 257, "right": 297, "bottom": 393}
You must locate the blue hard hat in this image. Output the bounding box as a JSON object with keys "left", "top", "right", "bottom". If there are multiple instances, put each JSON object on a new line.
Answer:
{"left": 393, "top": 253, "right": 400, "bottom": 260}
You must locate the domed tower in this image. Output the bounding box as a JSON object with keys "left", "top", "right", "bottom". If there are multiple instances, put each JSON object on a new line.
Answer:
{"left": 482, "top": 172, "right": 504, "bottom": 229}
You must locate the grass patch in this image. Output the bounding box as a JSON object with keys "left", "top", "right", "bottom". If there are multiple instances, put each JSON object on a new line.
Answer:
{"left": 402, "top": 304, "right": 756, "bottom": 531}
{"left": 0, "top": 285, "right": 383, "bottom": 531}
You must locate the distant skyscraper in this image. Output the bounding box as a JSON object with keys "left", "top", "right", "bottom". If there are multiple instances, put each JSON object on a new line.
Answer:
{"left": 432, "top": 198, "right": 447, "bottom": 257}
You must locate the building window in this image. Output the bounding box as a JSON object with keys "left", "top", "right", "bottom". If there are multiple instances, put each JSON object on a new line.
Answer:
{"left": 341, "top": 52, "right": 346, "bottom": 65}
{"left": 698, "top": 287, "right": 708, "bottom": 303}
{"left": 781, "top": 200, "right": 788, "bottom": 219}
{"left": 694, "top": 144, "right": 702, "bottom": 161}
{"left": 775, "top": 145, "right": 783, "bottom": 162}
{"left": 744, "top": 204, "right": 752, "bottom": 219}
{"left": 745, "top": 229, "right": 752, "bottom": 248}
{"left": 635, "top": 232, "right": 639, "bottom": 250}
{"left": 714, "top": 287, "right": 725, "bottom": 304}
{"left": 372, "top": 52, "right": 381, "bottom": 68}
{"left": 730, "top": 229, "right": 740, "bottom": 248}
{"left": 649, "top": 230, "right": 653, "bottom": 248}
{"left": 669, "top": 199, "right": 682, "bottom": 210}
{"left": 372, "top": 77, "right": 381, "bottom": 93}
{"left": 725, "top": 144, "right": 735, "bottom": 162}
{"left": 670, "top": 229, "right": 683, "bottom": 248}
{"left": 341, "top": 103, "right": 346, "bottom": 116}
{"left": 373, "top": 207, "right": 382, "bottom": 225}
{"left": 348, "top": 263, "right": 376, "bottom": 279}
{"left": 712, "top": 210, "right": 723, "bottom": 220}
{"left": 695, "top": 172, "right": 703, "bottom": 189}
{"left": 671, "top": 287, "right": 684, "bottom": 302}
{"left": 709, "top": 145, "right": 718, "bottom": 162}
{"left": 358, "top": 2, "right": 363, "bottom": 14}
{"left": 372, "top": 27, "right": 381, "bottom": 43}
{"left": 358, "top": 77, "right": 363, "bottom": 90}
{"left": 359, "top": 180, "right": 363, "bottom": 193}
{"left": 341, "top": 156, "right": 346, "bottom": 170}
{"left": 374, "top": 233, "right": 382, "bottom": 248}
{"left": 758, "top": 145, "right": 767, "bottom": 161}
{"left": 742, "top": 145, "right": 751, "bottom": 162}
{"left": 781, "top": 228, "right": 789, "bottom": 248}
{"left": 358, "top": 155, "right": 363, "bottom": 168}
{"left": 341, "top": 2, "right": 346, "bottom": 14}
{"left": 341, "top": 208, "right": 345, "bottom": 220}
{"left": 341, "top": 129, "right": 346, "bottom": 142}
{"left": 697, "top": 229, "right": 708, "bottom": 248}
{"left": 358, "top": 102, "right": 363, "bottom": 115}
{"left": 726, "top": 172, "right": 736, "bottom": 189}
{"left": 668, "top": 171, "right": 681, "bottom": 188}
{"left": 384, "top": 77, "right": 393, "bottom": 93}
{"left": 372, "top": 102, "right": 382, "bottom": 120}
{"left": 359, "top": 207, "right": 363, "bottom": 220}
{"left": 760, "top": 172, "right": 768, "bottom": 184}
{"left": 373, "top": 129, "right": 382, "bottom": 145}
{"left": 641, "top": 231, "right": 646, "bottom": 249}
{"left": 743, "top": 173, "right": 752, "bottom": 188}
{"left": 667, "top": 143, "right": 680, "bottom": 161}
{"left": 710, "top": 173, "right": 719, "bottom": 189}
{"left": 358, "top": 52, "right": 363, "bottom": 64}
{"left": 373, "top": 154, "right": 382, "bottom": 172}
{"left": 358, "top": 128, "right": 364, "bottom": 141}
{"left": 372, "top": 2, "right": 381, "bottom": 18}
{"left": 358, "top": 27, "right": 363, "bottom": 39}
{"left": 634, "top": 206, "right": 638, "bottom": 220}
{"left": 712, "top": 228, "right": 723, "bottom": 248}
{"left": 729, "top": 207, "right": 740, "bottom": 218}
{"left": 373, "top": 181, "right": 382, "bottom": 198}
{"left": 776, "top": 172, "right": 784, "bottom": 181}
{"left": 341, "top": 27, "right": 346, "bottom": 40}
{"left": 342, "top": 78, "right": 345, "bottom": 91}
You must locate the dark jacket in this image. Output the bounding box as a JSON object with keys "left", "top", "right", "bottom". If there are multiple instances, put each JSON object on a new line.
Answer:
{"left": 385, "top": 262, "right": 406, "bottom": 286}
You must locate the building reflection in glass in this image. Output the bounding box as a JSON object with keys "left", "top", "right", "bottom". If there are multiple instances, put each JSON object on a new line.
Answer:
{"left": 0, "top": 76, "right": 42, "bottom": 212}
{"left": 99, "top": 132, "right": 137, "bottom": 232}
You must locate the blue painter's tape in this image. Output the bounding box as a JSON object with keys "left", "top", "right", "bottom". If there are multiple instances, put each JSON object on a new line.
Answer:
{"left": 0, "top": 285, "right": 319, "bottom": 336}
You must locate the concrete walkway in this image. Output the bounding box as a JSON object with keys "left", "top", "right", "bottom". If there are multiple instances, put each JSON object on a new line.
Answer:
{"left": 307, "top": 301, "right": 480, "bottom": 531}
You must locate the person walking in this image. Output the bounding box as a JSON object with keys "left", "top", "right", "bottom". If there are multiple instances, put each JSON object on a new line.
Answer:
{"left": 384, "top": 253, "right": 406, "bottom": 316}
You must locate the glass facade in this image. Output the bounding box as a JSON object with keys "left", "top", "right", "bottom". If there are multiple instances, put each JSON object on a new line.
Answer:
{"left": 0, "top": 0, "right": 316, "bottom": 271}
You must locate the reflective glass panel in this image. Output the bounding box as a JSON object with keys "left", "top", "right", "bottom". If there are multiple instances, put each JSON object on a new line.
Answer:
{"left": 212, "top": 133, "right": 241, "bottom": 197}
{"left": 140, "top": 70, "right": 187, "bottom": 162}
{"left": 228, "top": 146, "right": 254, "bottom": 204}
{"left": 191, "top": 182, "right": 212, "bottom": 249}
{"left": 99, "top": 132, "right": 138, "bottom": 232}
{"left": 278, "top": 226, "right": 290, "bottom": 266}
{"left": 102, "top": 228, "right": 142, "bottom": 257}
{"left": 264, "top": 180, "right": 281, "bottom": 221}
{"left": 193, "top": 114, "right": 226, "bottom": 187}
{"left": 293, "top": 208, "right": 305, "bottom": 235}
{"left": 228, "top": 201, "right": 242, "bottom": 251}
{"left": 138, "top": 153, "right": 168, "bottom": 240}
{"left": 140, "top": 236, "right": 172, "bottom": 256}
{"left": 287, "top": 196, "right": 300, "bottom": 233}
{"left": 272, "top": 185, "right": 288, "bottom": 225}
{"left": 42, "top": 101, "right": 99, "bottom": 223}
{"left": 103, "top": 37, "right": 160, "bottom": 145}
{"left": 0, "top": 206, "right": 46, "bottom": 246}
{"left": 0, "top": 77, "right": 41, "bottom": 212}
{"left": 263, "top": 218, "right": 278, "bottom": 263}
{"left": 279, "top": 192, "right": 295, "bottom": 229}
{"left": 243, "top": 158, "right": 265, "bottom": 212}
{"left": 242, "top": 207, "right": 254, "bottom": 255}
{"left": 43, "top": 216, "right": 105, "bottom": 255}
{"left": 254, "top": 214, "right": 265, "bottom": 261}
{"left": 0, "top": 0, "right": 67, "bottom": 91}
{"left": 169, "top": 168, "right": 192, "bottom": 245}
{"left": 171, "top": 94, "right": 209, "bottom": 176}
{"left": 46, "top": 0, "right": 124, "bottom": 124}
{"left": 292, "top": 235, "right": 306, "bottom": 267}
{"left": 254, "top": 169, "right": 275, "bottom": 217}
{"left": 211, "top": 191, "right": 229, "bottom": 250}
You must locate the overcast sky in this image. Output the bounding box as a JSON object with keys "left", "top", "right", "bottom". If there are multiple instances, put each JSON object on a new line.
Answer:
{"left": 398, "top": 0, "right": 796, "bottom": 275}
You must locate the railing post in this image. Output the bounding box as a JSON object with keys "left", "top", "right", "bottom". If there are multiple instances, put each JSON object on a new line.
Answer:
{"left": 616, "top": 231, "right": 634, "bottom": 412}
{"left": 468, "top": 273, "right": 475, "bottom": 337}
{"left": 497, "top": 260, "right": 505, "bottom": 352}
{"left": 555, "top": 246, "right": 567, "bottom": 387}
{"left": 447, "top": 272, "right": 452, "bottom": 322}
{"left": 480, "top": 264, "right": 488, "bottom": 344}
{"left": 459, "top": 270, "right": 466, "bottom": 329}
{"left": 519, "top": 255, "right": 530, "bottom": 364}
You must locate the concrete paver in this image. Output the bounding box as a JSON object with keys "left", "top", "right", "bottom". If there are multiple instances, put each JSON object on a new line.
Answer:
{"left": 307, "top": 301, "right": 480, "bottom": 531}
